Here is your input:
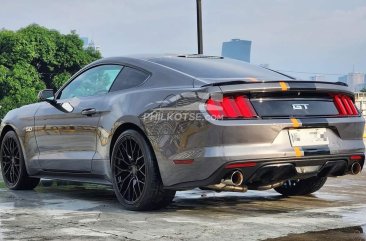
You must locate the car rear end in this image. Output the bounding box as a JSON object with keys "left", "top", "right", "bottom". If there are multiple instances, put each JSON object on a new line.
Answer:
{"left": 146, "top": 56, "right": 364, "bottom": 191}
{"left": 163, "top": 80, "right": 364, "bottom": 191}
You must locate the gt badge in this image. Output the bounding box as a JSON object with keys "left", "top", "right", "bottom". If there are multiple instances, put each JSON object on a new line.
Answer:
{"left": 292, "top": 104, "right": 309, "bottom": 110}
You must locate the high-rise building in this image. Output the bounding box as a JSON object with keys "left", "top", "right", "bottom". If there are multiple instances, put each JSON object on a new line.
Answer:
{"left": 338, "top": 73, "right": 365, "bottom": 91}
{"left": 80, "top": 37, "right": 101, "bottom": 52}
{"left": 222, "top": 39, "right": 252, "bottom": 62}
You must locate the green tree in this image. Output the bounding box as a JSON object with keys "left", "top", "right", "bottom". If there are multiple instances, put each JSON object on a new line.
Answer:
{"left": 0, "top": 24, "right": 101, "bottom": 118}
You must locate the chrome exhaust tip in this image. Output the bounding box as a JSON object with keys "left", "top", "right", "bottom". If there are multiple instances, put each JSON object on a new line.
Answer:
{"left": 222, "top": 170, "right": 244, "bottom": 186}
{"left": 205, "top": 170, "right": 246, "bottom": 192}
{"left": 351, "top": 162, "right": 362, "bottom": 175}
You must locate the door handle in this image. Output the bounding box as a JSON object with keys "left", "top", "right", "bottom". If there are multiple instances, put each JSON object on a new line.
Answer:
{"left": 81, "top": 108, "right": 97, "bottom": 116}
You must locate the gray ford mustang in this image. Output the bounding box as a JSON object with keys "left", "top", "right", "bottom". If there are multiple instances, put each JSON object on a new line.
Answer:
{"left": 0, "top": 55, "right": 364, "bottom": 210}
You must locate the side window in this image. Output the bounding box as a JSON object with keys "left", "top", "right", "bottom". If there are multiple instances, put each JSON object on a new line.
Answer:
{"left": 58, "top": 65, "right": 123, "bottom": 100}
{"left": 109, "top": 66, "right": 149, "bottom": 92}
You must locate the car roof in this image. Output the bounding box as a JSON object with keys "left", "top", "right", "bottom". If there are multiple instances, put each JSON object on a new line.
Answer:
{"left": 93, "top": 54, "right": 293, "bottom": 82}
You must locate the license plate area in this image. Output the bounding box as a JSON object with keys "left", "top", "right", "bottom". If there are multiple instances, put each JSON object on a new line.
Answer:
{"left": 289, "top": 128, "right": 329, "bottom": 147}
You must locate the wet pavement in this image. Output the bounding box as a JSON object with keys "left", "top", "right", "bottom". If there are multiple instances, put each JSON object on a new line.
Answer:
{"left": 0, "top": 172, "right": 365, "bottom": 241}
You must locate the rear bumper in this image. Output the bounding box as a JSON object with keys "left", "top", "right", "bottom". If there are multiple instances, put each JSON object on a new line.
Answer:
{"left": 166, "top": 154, "right": 365, "bottom": 190}
{"left": 146, "top": 113, "right": 365, "bottom": 188}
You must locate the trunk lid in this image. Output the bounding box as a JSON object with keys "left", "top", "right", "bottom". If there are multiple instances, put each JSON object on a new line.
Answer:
{"left": 204, "top": 80, "right": 357, "bottom": 119}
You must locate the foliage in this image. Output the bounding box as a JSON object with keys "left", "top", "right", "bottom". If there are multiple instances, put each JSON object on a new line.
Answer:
{"left": 0, "top": 24, "right": 101, "bottom": 118}
{"left": 360, "top": 87, "right": 366, "bottom": 93}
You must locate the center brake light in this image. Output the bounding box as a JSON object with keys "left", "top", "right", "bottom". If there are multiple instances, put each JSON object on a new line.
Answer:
{"left": 333, "top": 94, "right": 358, "bottom": 116}
{"left": 206, "top": 95, "right": 257, "bottom": 119}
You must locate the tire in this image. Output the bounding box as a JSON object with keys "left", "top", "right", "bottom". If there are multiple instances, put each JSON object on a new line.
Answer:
{"left": 0, "top": 131, "right": 40, "bottom": 190}
{"left": 111, "top": 129, "right": 175, "bottom": 211}
{"left": 274, "top": 176, "right": 327, "bottom": 196}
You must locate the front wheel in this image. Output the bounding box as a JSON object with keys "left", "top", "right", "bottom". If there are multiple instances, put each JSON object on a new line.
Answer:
{"left": 0, "top": 131, "right": 40, "bottom": 190}
{"left": 111, "top": 129, "right": 175, "bottom": 211}
{"left": 274, "top": 176, "right": 327, "bottom": 196}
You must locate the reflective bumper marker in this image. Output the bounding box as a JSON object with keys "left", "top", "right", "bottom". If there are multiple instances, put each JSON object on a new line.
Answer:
{"left": 173, "top": 159, "right": 194, "bottom": 165}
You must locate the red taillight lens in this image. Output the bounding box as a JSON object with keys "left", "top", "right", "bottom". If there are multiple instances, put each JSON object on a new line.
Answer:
{"left": 206, "top": 95, "right": 257, "bottom": 119}
{"left": 333, "top": 94, "right": 358, "bottom": 116}
{"left": 350, "top": 155, "right": 363, "bottom": 161}
{"left": 206, "top": 99, "right": 225, "bottom": 119}
{"left": 225, "top": 162, "right": 257, "bottom": 169}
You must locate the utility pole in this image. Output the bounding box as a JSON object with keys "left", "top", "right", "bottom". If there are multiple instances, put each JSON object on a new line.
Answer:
{"left": 196, "top": 0, "right": 203, "bottom": 54}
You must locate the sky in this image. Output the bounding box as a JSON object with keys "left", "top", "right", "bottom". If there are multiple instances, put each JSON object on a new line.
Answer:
{"left": 1, "top": 0, "right": 366, "bottom": 81}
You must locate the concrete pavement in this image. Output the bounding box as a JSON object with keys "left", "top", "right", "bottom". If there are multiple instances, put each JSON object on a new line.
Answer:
{"left": 0, "top": 171, "right": 365, "bottom": 240}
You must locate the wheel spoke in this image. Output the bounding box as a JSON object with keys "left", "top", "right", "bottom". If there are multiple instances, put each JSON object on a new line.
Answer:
{"left": 135, "top": 154, "right": 143, "bottom": 163}
{"left": 115, "top": 156, "right": 130, "bottom": 167}
{"left": 132, "top": 180, "right": 138, "bottom": 200}
{"left": 123, "top": 141, "right": 130, "bottom": 158}
{"left": 138, "top": 169, "right": 146, "bottom": 178}
{"left": 3, "top": 143, "right": 11, "bottom": 155}
{"left": 136, "top": 179, "right": 142, "bottom": 196}
{"left": 129, "top": 139, "right": 134, "bottom": 160}
{"left": 3, "top": 164, "right": 11, "bottom": 175}
{"left": 119, "top": 144, "right": 131, "bottom": 163}
{"left": 122, "top": 178, "right": 133, "bottom": 198}
{"left": 138, "top": 163, "right": 145, "bottom": 171}
{"left": 131, "top": 142, "right": 137, "bottom": 160}
{"left": 10, "top": 165, "right": 14, "bottom": 183}
{"left": 114, "top": 165, "right": 130, "bottom": 177}
{"left": 118, "top": 172, "right": 132, "bottom": 186}
{"left": 9, "top": 140, "right": 15, "bottom": 155}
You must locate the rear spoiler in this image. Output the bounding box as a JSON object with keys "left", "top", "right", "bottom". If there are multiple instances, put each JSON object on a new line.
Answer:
{"left": 202, "top": 80, "right": 348, "bottom": 87}
{"left": 201, "top": 80, "right": 353, "bottom": 97}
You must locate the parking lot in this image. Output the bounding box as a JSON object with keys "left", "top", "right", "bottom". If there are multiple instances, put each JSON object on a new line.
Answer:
{"left": 0, "top": 171, "right": 365, "bottom": 241}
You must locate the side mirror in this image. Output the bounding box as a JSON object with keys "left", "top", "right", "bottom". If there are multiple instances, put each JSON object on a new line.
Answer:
{"left": 38, "top": 89, "right": 74, "bottom": 113}
{"left": 38, "top": 89, "right": 55, "bottom": 103}
{"left": 60, "top": 102, "right": 74, "bottom": 113}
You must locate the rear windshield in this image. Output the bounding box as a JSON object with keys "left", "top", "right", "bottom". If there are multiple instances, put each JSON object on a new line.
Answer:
{"left": 150, "top": 57, "right": 292, "bottom": 81}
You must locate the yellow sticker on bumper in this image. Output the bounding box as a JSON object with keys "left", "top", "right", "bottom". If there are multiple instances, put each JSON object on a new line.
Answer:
{"left": 294, "top": 147, "right": 303, "bottom": 157}
{"left": 279, "top": 81, "right": 288, "bottom": 91}
{"left": 290, "top": 118, "right": 301, "bottom": 128}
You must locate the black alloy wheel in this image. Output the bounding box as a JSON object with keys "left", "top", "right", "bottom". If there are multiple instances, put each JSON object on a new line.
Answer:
{"left": 113, "top": 134, "right": 146, "bottom": 203}
{"left": 0, "top": 131, "right": 40, "bottom": 190}
{"left": 1, "top": 134, "right": 21, "bottom": 185}
{"left": 111, "top": 129, "right": 175, "bottom": 211}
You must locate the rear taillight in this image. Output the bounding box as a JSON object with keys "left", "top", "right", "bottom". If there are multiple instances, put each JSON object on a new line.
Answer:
{"left": 333, "top": 94, "right": 359, "bottom": 116}
{"left": 206, "top": 95, "right": 257, "bottom": 119}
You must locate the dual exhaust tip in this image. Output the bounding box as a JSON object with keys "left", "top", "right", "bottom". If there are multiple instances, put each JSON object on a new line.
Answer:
{"left": 206, "top": 170, "right": 246, "bottom": 192}
{"left": 351, "top": 162, "right": 362, "bottom": 175}
{"left": 208, "top": 162, "right": 362, "bottom": 192}
{"left": 222, "top": 170, "right": 244, "bottom": 186}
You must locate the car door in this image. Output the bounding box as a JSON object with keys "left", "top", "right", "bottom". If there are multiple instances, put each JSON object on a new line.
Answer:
{"left": 34, "top": 65, "right": 123, "bottom": 172}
